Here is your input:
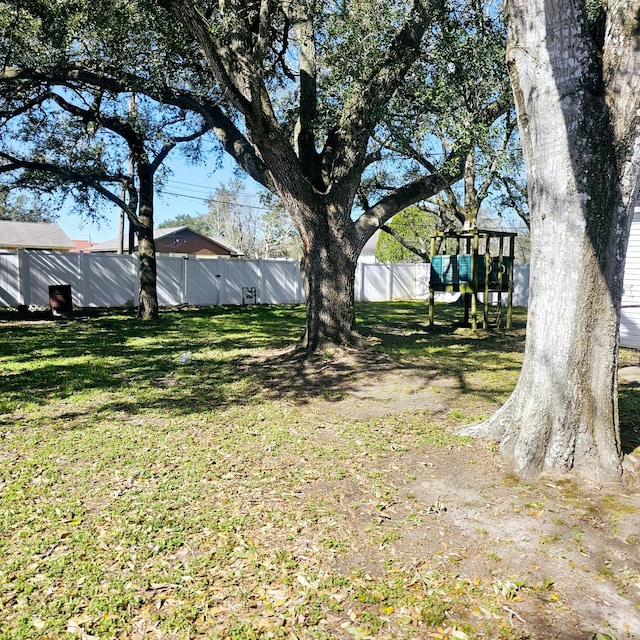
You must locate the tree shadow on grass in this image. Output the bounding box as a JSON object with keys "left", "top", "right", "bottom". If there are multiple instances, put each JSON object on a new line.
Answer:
{"left": 0, "top": 302, "right": 533, "bottom": 427}
{"left": 0, "top": 305, "right": 305, "bottom": 415}
{"left": 0, "top": 302, "right": 534, "bottom": 424}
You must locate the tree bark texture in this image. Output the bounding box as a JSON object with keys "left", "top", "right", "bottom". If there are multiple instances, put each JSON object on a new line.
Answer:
{"left": 466, "top": 0, "right": 640, "bottom": 480}
{"left": 136, "top": 165, "right": 159, "bottom": 320}
{"left": 300, "top": 221, "right": 358, "bottom": 351}
{"left": 276, "top": 187, "right": 359, "bottom": 350}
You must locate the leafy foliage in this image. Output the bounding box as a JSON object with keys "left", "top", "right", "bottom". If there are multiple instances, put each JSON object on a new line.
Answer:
{"left": 0, "top": 186, "right": 51, "bottom": 221}
{"left": 375, "top": 206, "right": 442, "bottom": 262}
{"left": 158, "top": 212, "right": 208, "bottom": 234}
{"left": 0, "top": 0, "right": 517, "bottom": 345}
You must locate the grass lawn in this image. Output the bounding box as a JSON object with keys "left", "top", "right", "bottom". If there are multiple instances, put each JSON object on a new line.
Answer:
{"left": 1, "top": 302, "right": 639, "bottom": 640}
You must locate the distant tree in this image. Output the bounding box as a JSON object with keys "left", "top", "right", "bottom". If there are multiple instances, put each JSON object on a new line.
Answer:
{"left": 202, "top": 180, "right": 257, "bottom": 256}
{"left": 0, "top": 187, "right": 51, "bottom": 222}
{"left": 0, "top": 83, "right": 212, "bottom": 319}
{"left": 255, "top": 191, "right": 302, "bottom": 260}
{"left": 158, "top": 213, "right": 209, "bottom": 235}
{"left": 375, "top": 206, "right": 441, "bottom": 262}
{"left": 376, "top": 106, "right": 528, "bottom": 264}
{"left": 201, "top": 181, "right": 300, "bottom": 258}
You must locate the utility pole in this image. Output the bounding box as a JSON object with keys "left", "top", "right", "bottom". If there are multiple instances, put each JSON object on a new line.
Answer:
{"left": 118, "top": 93, "right": 137, "bottom": 254}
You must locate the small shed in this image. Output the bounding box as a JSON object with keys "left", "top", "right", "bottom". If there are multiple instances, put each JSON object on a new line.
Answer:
{"left": 621, "top": 208, "right": 640, "bottom": 349}
{"left": 0, "top": 221, "right": 75, "bottom": 251}
{"left": 89, "top": 226, "right": 243, "bottom": 257}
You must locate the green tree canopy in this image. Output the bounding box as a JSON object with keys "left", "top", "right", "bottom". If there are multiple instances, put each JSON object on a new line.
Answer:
{"left": 159, "top": 213, "right": 209, "bottom": 235}
{"left": 375, "top": 206, "right": 441, "bottom": 262}
{"left": 0, "top": 0, "right": 512, "bottom": 348}
{"left": 0, "top": 187, "right": 51, "bottom": 221}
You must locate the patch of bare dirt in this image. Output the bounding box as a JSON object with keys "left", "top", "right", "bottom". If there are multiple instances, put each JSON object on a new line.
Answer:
{"left": 269, "top": 347, "right": 640, "bottom": 639}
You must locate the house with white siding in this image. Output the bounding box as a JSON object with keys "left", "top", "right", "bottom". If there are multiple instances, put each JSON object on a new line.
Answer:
{"left": 621, "top": 208, "right": 640, "bottom": 349}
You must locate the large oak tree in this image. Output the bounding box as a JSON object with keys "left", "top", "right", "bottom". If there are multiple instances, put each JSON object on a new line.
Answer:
{"left": 148, "top": 0, "right": 513, "bottom": 349}
{"left": 0, "top": 86, "right": 212, "bottom": 319}
{"left": 464, "top": 0, "right": 640, "bottom": 481}
{"left": 2, "top": 0, "right": 510, "bottom": 349}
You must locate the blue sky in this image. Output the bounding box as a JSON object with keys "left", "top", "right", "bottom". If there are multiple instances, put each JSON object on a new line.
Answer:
{"left": 57, "top": 155, "right": 259, "bottom": 243}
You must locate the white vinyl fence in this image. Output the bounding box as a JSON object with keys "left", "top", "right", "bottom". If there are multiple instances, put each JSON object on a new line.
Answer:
{"left": 621, "top": 210, "right": 640, "bottom": 350}
{"left": 5, "top": 248, "right": 640, "bottom": 350}
{"left": 0, "top": 251, "right": 306, "bottom": 308}
{"left": 1, "top": 250, "right": 533, "bottom": 310}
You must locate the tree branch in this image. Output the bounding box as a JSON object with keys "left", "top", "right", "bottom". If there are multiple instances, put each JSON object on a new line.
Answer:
{"left": 331, "top": 0, "right": 443, "bottom": 181}
{"left": 0, "top": 151, "right": 132, "bottom": 213}
{"left": 380, "top": 223, "right": 429, "bottom": 261}
{"left": 154, "top": 0, "right": 253, "bottom": 113}
{"left": 0, "top": 64, "right": 275, "bottom": 190}
{"left": 356, "top": 152, "right": 465, "bottom": 237}
{"left": 475, "top": 112, "right": 518, "bottom": 205}
{"left": 150, "top": 122, "right": 213, "bottom": 173}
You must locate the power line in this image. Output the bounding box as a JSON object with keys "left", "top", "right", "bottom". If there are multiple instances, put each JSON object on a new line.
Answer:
{"left": 163, "top": 190, "right": 272, "bottom": 211}
{"left": 165, "top": 179, "right": 264, "bottom": 199}
{"left": 165, "top": 180, "right": 218, "bottom": 194}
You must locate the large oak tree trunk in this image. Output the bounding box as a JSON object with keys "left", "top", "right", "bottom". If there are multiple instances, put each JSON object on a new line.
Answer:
{"left": 301, "top": 224, "right": 358, "bottom": 351}
{"left": 136, "top": 169, "right": 159, "bottom": 320}
{"left": 465, "top": 0, "right": 640, "bottom": 481}
{"left": 296, "top": 202, "right": 359, "bottom": 351}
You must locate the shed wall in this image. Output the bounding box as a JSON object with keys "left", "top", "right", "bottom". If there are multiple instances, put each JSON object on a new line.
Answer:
{"left": 621, "top": 209, "right": 640, "bottom": 349}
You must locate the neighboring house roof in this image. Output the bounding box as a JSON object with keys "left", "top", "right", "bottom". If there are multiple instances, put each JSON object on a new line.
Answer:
{"left": 0, "top": 221, "right": 76, "bottom": 251}
{"left": 154, "top": 227, "right": 243, "bottom": 256}
{"left": 71, "top": 239, "right": 95, "bottom": 253}
{"left": 89, "top": 226, "right": 243, "bottom": 256}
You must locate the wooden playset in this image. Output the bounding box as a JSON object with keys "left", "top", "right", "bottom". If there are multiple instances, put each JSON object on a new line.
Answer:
{"left": 429, "top": 228, "right": 517, "bottom": 329}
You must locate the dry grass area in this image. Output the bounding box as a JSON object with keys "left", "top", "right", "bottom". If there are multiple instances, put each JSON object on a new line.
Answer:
{"left": 1, "top": 303, "right": 639, "bottom": 640}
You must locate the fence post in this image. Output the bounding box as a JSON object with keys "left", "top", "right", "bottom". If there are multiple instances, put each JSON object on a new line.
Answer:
{"left": 79, "top": 252, "right": 91, "bottom": 307}
{"left": 214, "top": 257, "right": 221, "bottom": 306}
{"left": 258, "top": 258, "right": 264, "bottom": 304}
{"left": 17, "top": 249, "right": 31, "bottom": 305}
{"left": 218, "top": 258, "right": 227, "bottom": 305}
{"left": 133, "top": 255, "right": 140, "bottom": 307}
{"left": 182, "top": 256, "right": 188, "bottom": 305}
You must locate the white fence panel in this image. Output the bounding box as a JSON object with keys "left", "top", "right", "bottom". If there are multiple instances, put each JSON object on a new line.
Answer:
{"left": 9, "top": 241, "right": 640, "bottom": 346}
{"left": 23, "top": 251, "right": 83, "bottom": 306}
{"left": 414, "top": 263, "right": 430, "bottom": 300}
{"left": 390, "top": 264, "right": 417, "bottom": 300}
{"left": 0, "top": 250, "right": 534, "bottom": 313}
{"left": 260, "top": 259, "right": 304, "bottom": 304}
{"left": 156, "top": 256, "right": 187, "bottom": 306}
{"left": 621, "top": 210, "right": 640, "bottom": 349}
{"left": 357, "top": 263, "right": 391, "bottom": 301}
{"left": 0, "top": 251, "right": 19, "bottom": 306}
{"left": 219, "top": 259, "right": 261, "bottom": 305}
{"left": 511, "top": 265, "right": 530, "bottom": 307}
{"left": 86, "top": 253, "right": 138, "bottom": 307}
{"left": 186, "top": 257, "right": 222, "bottom": 306}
